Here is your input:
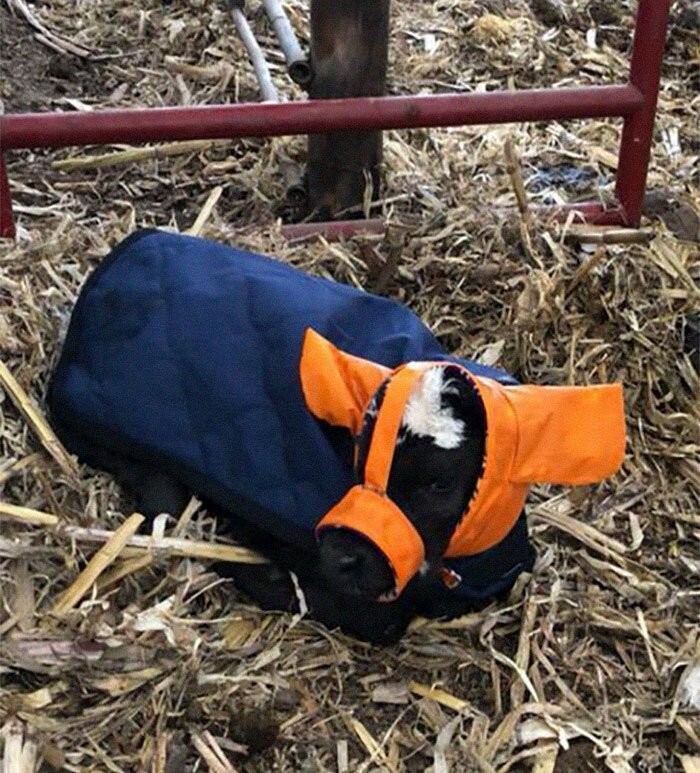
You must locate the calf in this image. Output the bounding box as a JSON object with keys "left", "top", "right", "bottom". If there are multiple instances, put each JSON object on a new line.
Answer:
{"left": 48, "top": 229, "right": 626, "bottom": 644}
{"left": 51, "top": 356, "right": 520, "bottom": 644}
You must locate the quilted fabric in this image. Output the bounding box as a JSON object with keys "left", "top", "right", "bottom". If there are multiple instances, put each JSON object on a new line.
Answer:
{"left": 48, "top": 229, "right": 531, "bottom": 601}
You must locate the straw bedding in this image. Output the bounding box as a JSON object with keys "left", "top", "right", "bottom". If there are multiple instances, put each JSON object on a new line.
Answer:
{"left": 0, "top": 0, "right": 698, "bottom": 770}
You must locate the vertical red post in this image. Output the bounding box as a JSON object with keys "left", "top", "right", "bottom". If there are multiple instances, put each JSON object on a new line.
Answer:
{"left": 0, "top": 154, "right": 16, "bottom": 239}
{"left": 615, "top": 0, "right": 672, "bottom": 227}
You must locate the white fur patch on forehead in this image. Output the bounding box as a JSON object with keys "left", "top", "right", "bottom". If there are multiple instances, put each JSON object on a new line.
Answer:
{"left": 399, "top": 367, "right": 465, "bottom": 449}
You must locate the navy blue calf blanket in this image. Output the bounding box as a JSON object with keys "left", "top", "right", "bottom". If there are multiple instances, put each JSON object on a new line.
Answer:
{"left": 48, "top": 229, "right": 534, "bottom": 606}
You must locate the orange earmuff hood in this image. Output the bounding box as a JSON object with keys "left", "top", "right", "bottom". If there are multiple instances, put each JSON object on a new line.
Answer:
{"left": 301, "top": 329, "right": 627, "bottom": 598}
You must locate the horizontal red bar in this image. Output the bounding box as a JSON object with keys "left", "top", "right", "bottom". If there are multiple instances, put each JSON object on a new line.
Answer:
{"left": 280, "top": 206, "right": 626, "bottom": 242}
{"left": 538, "top": 201, "right": 628, "bottom": 226}
{"left": 0, "top": 86, "right": 643, "bottom": 151}
{"left": 281, "top": 218, "right": 386, "bottom": 242}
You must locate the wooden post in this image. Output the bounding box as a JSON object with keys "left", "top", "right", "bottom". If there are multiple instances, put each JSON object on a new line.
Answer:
{"left": 306, "top": 0, "right": 391, "bottom": 221}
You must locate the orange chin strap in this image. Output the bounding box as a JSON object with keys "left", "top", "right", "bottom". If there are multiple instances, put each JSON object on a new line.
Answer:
{"left": 315, "top": 365, "right": 428, "bottom": 598}
{"left": 302, "top": 330, "right": 627, "bottom": 599}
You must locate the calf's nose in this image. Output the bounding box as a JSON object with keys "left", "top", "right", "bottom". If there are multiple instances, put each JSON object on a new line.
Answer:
{"left": 317, "top": 530, "right": 396, "bottom": 599}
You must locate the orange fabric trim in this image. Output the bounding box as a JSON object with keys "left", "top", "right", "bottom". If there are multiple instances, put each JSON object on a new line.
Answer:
{"left": 299, "top": 328, "right": 390, "bottom": 435}
{"left": 315, "top": 484, "right": 425, "bottom": 596}
{"left": 444, "top": 373, "right": 527, "bottom": 557}
{"left": 364, "top": 367, "right": 424, "bottom": 491}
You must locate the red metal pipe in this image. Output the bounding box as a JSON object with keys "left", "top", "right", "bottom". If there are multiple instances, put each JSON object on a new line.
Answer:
{"left": 281, "top": 218, "right": 386, "bottom": 241}
{"left": 0, "top": 86, "right": 643, "bottom": 151}
{"left": 0, "top": 155, "right": 15, "bottom": 239}
{"left": 615, "top": 0, "right": 672, "bottom": 227}
{"left": 540, "top": 201, "right": 626, "bottom": 226}
{"left": 283, "top": 206, "right": 627, "bottom": 241}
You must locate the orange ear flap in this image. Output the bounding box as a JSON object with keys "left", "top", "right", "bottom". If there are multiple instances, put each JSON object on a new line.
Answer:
{"left": 300, "top": 329, "right": 391, "bottom": 435}
{"left": 504, "top": 383, "right": 626, "bottom": 486}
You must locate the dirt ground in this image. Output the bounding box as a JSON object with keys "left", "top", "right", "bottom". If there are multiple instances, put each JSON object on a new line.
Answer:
{"left": 0, "top": 0, "right": 698, "bottom": 771}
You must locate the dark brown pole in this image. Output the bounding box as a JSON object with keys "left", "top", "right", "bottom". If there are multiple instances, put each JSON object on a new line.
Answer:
{"left": 306, "top": 0, "right": 391, "bottom": 221}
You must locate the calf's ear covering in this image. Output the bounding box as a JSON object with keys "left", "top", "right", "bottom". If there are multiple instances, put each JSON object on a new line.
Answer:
{"left": 300, "top": 328, "right": 390, "bottom": 435}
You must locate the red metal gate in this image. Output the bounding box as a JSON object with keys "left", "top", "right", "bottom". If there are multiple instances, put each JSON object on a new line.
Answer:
{"left": 0, "top": 0, "right": 671, "bottom": 239}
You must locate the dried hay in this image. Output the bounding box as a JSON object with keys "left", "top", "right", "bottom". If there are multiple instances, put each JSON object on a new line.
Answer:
{"left": 1, "top": 0, "right": 699, "bottom": 770}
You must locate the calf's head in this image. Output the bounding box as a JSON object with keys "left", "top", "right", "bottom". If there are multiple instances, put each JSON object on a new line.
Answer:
{"left": 301, "top": 329, "right": 626, "bottom": 602}
{"left": 317, "top": 365, "right": 485, "bottom": 599}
